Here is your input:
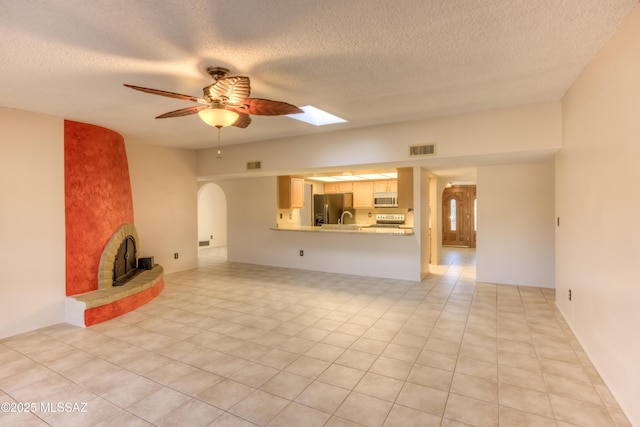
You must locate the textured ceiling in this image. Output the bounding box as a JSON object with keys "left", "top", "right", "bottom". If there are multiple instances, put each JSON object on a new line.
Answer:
{"left": 1, "top": 0, "right": 637, "bottom": 150}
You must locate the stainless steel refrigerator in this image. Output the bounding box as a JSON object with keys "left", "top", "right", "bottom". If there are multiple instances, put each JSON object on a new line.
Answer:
{"left": 314, "top": 193, "right": 350, "bottom": 225}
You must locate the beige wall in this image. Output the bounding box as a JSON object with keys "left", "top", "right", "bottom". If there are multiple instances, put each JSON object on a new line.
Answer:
{"left": 197, "top": 102, "right": 562, "bottom": 178}
{"left": 557, "top": 6, "right": 640, "bottom": 425}
{"left": 126, "top": 143, "right": 198, "bottom": 274}
{"left": 0, "top": 108, "right": 66, "bottom": 339}
{"left": 476, "top": 162, "right": 556, "bottom": 287}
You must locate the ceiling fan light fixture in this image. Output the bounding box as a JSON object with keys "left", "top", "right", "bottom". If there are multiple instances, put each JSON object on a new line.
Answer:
{"left": 125, "top": 67, "right": 301, "bottom": 132}
{"left": 198, "top": 107, "right": 239, "bottom": 128}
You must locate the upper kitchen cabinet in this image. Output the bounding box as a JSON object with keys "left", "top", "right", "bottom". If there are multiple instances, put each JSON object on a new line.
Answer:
{"left": 373, "top": 180, "right": 397, "bottom": 193}
{"left": 397, "top": 167, "right": 413, "bottom": 209}
{"left": 324, "top": 182, "right": 353, "bottom": 194}
{"left": 324, "top": 183, "right": 339, "bottom": 193}
{"left": 278, "top": 176, "right": 305, "bottom": 209}
{"left": 353, "top": 181, "right": 374, "bottom": 208}
{"left": 338, "top": 182, "right": 354, "bottom": 193}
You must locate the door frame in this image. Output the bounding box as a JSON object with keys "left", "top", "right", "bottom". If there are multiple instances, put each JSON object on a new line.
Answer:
{"left": 442, "top": 185, "right": 476, "bottom": 248}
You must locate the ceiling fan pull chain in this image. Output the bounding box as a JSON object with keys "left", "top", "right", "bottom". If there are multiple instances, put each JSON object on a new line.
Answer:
{"left": 216, "top": 127, "right": 223, "bottom": 159}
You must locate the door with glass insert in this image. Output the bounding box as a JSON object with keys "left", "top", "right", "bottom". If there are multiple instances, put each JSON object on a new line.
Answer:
{"left": 442, "top": 185, "right": 476, "bottom": 248}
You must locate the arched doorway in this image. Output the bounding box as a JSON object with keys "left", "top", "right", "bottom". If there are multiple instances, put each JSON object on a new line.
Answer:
{"left": 442, "top": 185, "right": 476, "bottom": 248}
{"left": 197, "top": 183, "right": 227, "bottom": 261}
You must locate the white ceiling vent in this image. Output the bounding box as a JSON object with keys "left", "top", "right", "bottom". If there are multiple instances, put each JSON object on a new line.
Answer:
{"left": 409, "top": 143, "right": 436, "bottom": 157}
{"left": 246, "top": 161, "right": 262, "bottom": 170}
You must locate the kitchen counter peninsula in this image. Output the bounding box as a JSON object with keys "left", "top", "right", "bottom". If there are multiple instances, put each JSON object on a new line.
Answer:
{"left": 270, "top": 224, "right": 414, "bottom": 235}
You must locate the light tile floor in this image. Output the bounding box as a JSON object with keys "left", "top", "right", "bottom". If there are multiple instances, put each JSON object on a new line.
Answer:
{"left": 0, "top": 247, "right": 632, "bottom": 426}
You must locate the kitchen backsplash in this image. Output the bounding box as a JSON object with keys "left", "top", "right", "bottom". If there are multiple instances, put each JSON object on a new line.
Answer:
{"left": 354, "top": 208, "right": 413, "bottom": 226}
{"left": 276, "top": 207, "right": 413, "bottom": 227}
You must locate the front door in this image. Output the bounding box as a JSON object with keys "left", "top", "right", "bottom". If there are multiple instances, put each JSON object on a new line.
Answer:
{"left": 442, "top": 185, "right": 476, "bottom": 248}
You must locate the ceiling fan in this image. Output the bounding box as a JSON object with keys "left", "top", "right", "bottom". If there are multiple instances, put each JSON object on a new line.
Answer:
{"left": 124, "top": 66, "right": 303, "bottom": 129}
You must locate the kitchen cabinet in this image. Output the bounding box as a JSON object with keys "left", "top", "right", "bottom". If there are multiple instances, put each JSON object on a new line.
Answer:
{"left": 353, "top": 181, "right": 374, "bottom": 208}
{"left": 278, "top": 176, "right": 304, "bottom": 209}
{"left": 373, "top": 180, "right": 397, "bottom": 193}
{"left": 397, "top": 167, "right": 413, "bottom": 209}
{"left": 338, "top": 182, "right": 353, "bottom": 193}
{"left": 324, "top": 183, "right": 339, "bottom": 193}
{"left": 324, "top": 182, "right": 353, "bottom": 194}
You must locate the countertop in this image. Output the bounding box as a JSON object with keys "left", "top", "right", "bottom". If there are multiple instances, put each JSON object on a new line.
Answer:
{"left": 270, "top": 224, "right": 414, "bottom": 235}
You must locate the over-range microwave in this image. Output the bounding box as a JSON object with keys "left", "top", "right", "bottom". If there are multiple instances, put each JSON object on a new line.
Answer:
{"left": 373, "top": 192, "right": 398, "bottom": 208}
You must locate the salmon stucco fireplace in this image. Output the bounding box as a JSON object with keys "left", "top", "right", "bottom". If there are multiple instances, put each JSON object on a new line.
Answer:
{"left": 65, "top": 223, "right": 164, "bottom": 327}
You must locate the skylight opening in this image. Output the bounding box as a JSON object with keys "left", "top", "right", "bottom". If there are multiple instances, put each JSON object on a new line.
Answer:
{"left": 287, "top": 106, "right": 347, "bottom": 126}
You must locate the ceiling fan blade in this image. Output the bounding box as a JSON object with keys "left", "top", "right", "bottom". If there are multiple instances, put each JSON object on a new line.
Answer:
{"left": 234, "top": 98, "right": 304, "bottom": 115}
{"left": 232, "top": 113, "right": 252, "bottom": 128}
{"left": 124, "top": 84, "right": 207, "bottom": 104}
{"left": 155, "top": 105, "right": 208, "bottom": 119}
{"left": 203, "top": 76, "right": 251, "bottom": 104}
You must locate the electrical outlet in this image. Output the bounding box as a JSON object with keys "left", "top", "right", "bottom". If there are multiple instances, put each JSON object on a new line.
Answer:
{"left": 174, "top": 253, "right": 179, "bottom": 259}
{"left": 568, "top": 289, "right": 572, "bottom": 301}
{"left": 210, "top": 235, "right": 213, "bottom": 239}
{"left": 299, "top": 250, "right": 304, "bottom": 256}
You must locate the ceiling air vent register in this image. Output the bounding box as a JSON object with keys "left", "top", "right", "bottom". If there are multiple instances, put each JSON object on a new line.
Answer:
{"left": 246, "top": 161, "right": 262, "bottom": 170}
{"left": 409, "top": 143, "right": 436, "bottom": 157}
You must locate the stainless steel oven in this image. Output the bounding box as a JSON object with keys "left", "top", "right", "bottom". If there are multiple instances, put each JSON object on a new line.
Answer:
{"left": 369, "top": 214, "right": 405, "bottom": 228}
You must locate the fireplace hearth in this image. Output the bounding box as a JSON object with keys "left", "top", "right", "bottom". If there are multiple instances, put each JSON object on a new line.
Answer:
{"left": 66, "top": 221, "right": 164, "bottom": 327}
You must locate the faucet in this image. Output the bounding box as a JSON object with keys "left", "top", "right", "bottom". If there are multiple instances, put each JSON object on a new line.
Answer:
{"left": 340, "top": 210, "right": 353, "bottom": 224}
